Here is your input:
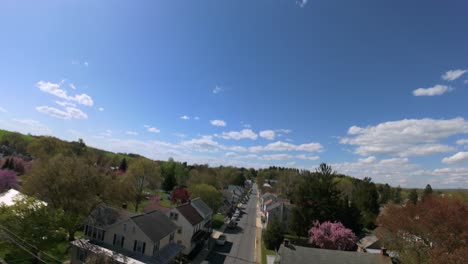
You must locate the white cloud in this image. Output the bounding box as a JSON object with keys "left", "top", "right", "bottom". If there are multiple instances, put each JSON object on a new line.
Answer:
{"left": 412, "top": 84, "right": 451, "bottom": 96}
{"left": 456, "top": 139, "right": 468, "bottom": 145}
{"left": 259, "top": 130, "right": 275, "bottom": 140}
{"left": 249, "top": 141, "right": 323, "bottom": 153}
{"left": 84, "top": 61, "right": 89, "bottom": 67}
{"left": 297, "top": 0, "right": 308, "bottom": 8}
{"left": 276, "top": 129, "right": 292, "bottom": 134}
{"left": 225, "top": 152, "right": 238, "bottom": 158}
{"left": 180, "top": 115, "right": 190, "bottom": 120}
{"left": 442, "top": 69, "right": 467, "bottom": 81}
{"left": 341, "top": 117, "right": 468, "bottom": 157}
{"left": 180, "top": 136, "right": 222, "bottom": 152}
{"left": 358, "top": 156, "right": 377, "bottom": 164}
{"left": 126, "top": 131, "right": 139, "bottom": 136}
{"left": 99, "top": 107, "right": 104, "bottom": 112}
{"left": 220, "top": 129, "right": 258, "bottom": 140}
{"left": 174, "top": 133, "right": 187, "bottom": 138}
{"left": 210, "top": 119, "right": 226, "bottom": 127}
{"left": 442, "top": 152, "right": 468, "bottom": 164}
{"left": 37, "top": 81, "right": 94, "bottom": 106}
{"left": 262, "top": 154, "right": 292, "bottom": 161}
{"left": 147, "top": 127, "right": 160, "bottom": 133}
{"left": 212, "top": 85, "right": 223, "bottom": 94}
{"left": 296, "top": 154, "right": 320, "bottom": 160}
{"left": 36, "top": 106, "right": 88, "bottom": 120}
{"left": 194, "top": 116, "right": 200, "bottom": 120}
{"left": 69, "top": 83, "right": 76, "bottom": 90}
{"left": 228, "top": 146, "right": 248, "bottom": 152}
{"left": 0, "top": 107, "right": 7, "bottom": 113}
{"left": 55, "top": 101, "right": 76, "bottom": 108}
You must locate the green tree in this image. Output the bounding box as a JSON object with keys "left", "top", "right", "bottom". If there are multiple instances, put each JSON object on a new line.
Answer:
{"left": 118, "top": 157, "right": 128, "bottom": 172}
{"left": 263, "top": 217, "right": 284, "bottom": 250}
{"left": 22, "top": 154, "right": 104, "bottom": 241}
{"left": 352, "top": 177, "right": 379, "bottom": 229}
{"left": 124, "top": 158, "right": 161, "bottom": 212}
{"left": 408, "top": 189, "right": 418, "bottom": 205}
{"left": 378, "top": 183, "right": 392, "bottom": 204}
{"left": 162, "top": 171, "right": 177, "bottom": 192}
{"left": 393, "top": 186, "right": 402, "bottom": 204}
{"left": 423, "top": 184, "right": 433, "bottom": 200}
{"left": 0, "top": 197, "right": 64, "bottom": 263}
{"left": 290, "top": 163, "right": 342, "bottom": 236}
{"left": 188, "top": 183, "right": 222, "bottom": 213}
{"left": 27, "top": 136, "right": 65, "bottom": 159}
{"left": 0, "top": 132, "right": 29, "bottom": 155}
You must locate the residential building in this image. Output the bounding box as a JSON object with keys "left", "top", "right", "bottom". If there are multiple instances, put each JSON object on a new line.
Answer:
{"left": 70, "top": 204, "right": 183, "bottom": 264}
{"left": 167, "top": 202, "right": 208, "bottom": 255}
{"left": 357, "top": 234, "right": 382, "bottom": 254}
{"left": 190, "top": 197, "right": 213, "bottom": 233}
{"left": 274, "top": 242, "right": 392, "bottom": 264}
{"left": 265, "top": 200, "right": 293, "bottom": 232}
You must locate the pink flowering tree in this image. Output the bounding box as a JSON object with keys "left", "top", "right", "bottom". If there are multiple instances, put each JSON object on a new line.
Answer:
{"left": 0, "top": 169, "right": 19, "bottom": 192}
{"left": 308, "top": 221, "right": 357, "bottom": 251}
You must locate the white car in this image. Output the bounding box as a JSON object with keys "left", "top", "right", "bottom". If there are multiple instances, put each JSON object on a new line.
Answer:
{"left": 216, "top": 234, "right": 227, "bottom": 246}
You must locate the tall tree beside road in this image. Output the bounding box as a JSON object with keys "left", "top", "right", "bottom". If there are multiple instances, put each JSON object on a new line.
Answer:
{"left": 124, "top": 158, "right": 161, "bottom": 212}
{"left": 22, "top": 154, "right": 104, "bottom": 241}
{"left": 263, "top": 217, "right": 284, "bottom": 250}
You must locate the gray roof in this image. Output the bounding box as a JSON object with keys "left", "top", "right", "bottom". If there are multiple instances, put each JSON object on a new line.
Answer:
{"left": 191, "top": 198, "right": 213, "bottom": 218}
{"left": 358, "top": 235, "right": 381, "bottom": 250}
{"left": 266, "top": 202, "right": 282, "bottom": 212}
{"left": 276, "top": 244, "right": 392, "bottom": 264}
{"left": 131, "top": 211, "right": 177, "bottom": 242}
{"left": 86, "top": 204, "right": 137, "bottom": 227}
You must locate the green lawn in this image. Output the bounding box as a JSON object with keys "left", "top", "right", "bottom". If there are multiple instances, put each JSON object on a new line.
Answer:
{"left": 261, "top": 237, "right": 275, "bottom": 264}
{"left": 212, "top": 213, "right": 225, "bottom": 229}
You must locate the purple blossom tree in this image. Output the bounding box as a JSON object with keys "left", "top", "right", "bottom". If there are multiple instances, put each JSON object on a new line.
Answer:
{"left": 308, "top": 221, "right": 357, "bottom": 251}
{"left": 0, "top": 169, "right": 19, "bottom": 192}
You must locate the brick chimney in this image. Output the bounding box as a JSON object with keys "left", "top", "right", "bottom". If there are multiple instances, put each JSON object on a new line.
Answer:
{"left": 380, "top": 247, "right": 387, "bottom": 256}
{"left": 284, "top": 239, "right": 290, "bottom": 247}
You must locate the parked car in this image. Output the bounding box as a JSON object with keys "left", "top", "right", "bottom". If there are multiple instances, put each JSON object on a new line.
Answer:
{"left": 227, "top": 221, "right": 238, "bottom": 229}
{"left": 216, "top": 234, "right": 227, "bottom": 246}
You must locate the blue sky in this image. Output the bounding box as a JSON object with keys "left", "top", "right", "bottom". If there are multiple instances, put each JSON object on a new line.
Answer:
{"left": 1, "top": 0, "right": 468, "bottom": 188}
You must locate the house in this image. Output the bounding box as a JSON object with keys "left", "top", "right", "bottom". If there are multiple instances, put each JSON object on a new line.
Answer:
{"left": 264, "top": 200, "right": 293, "bottom": 232}
{"left": 167, "top": 202, "right": 209, "bottom": 255}
{"left": 274, "top": 241, "right": 392, "bottom": 264}
{"left": 220, "top": 190, "right": 234, "bottom": 214}
{"left": 261, "top": 192, "right": 278, "bottom": 212}
{"left": 190, "top": 197, "right": 213, "bottom": 233}
{"left": 70, "top": 204, "right": 183, "bottom": 264}
{"left": 227, "top": 185, "right": 245, "bottom": 203}
{"left": 357, "top": 234, "right": 383, "bottom": 254}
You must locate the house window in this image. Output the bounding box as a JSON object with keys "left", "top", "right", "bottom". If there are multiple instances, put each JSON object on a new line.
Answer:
{"left": 170, "top": 233, "right": 175, "bottom": 243}
{"left": 76, "top": 248, "right": 87, "bottom": 261}
{"left": 177, "top": 227, "right": 182, "bottom": 234}
{"left": 97, "top": 229, "right": 105, "bottom": 241}
{"left": 113, "top": 234, "right": 125, "bottom": 248}
{"left": 133, "top": 240, "right": 146, "bottom": 254}
{"left": 170, "top": 212, "right": 179, "bottom": 220}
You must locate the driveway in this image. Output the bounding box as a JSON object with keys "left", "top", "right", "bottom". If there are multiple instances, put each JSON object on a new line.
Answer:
{"left": 207, "top": 185, "right": 258, "bottom": 264}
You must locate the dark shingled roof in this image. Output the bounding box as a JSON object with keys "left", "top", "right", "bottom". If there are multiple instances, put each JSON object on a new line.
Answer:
{"left": 86, "top": 204, "right": 137, "bottom": 227}
{"left": 277, "top": 244, "right": 392, "bottom": 264}
{"left": 191, "top": 198, "right": 213, "bottom": 218}
{"left": 131, "top": 211, "right": 177, "bottom": 242}
{"left": 177, "top": 203, "right": 203, "bottom": 226}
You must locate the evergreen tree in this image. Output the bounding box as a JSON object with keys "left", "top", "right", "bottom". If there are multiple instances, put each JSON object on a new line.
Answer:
{"left": 162, "top": 171, "right": 177, "bottom": 192}
{"left": 422, "top": 184, "right": 433, "bottom": 200}
{"left": 119, "top": 158, "right": 128, "bottom": 172}
{"left": 352, "top": 177, "right": 379, "bottom": 229}
{"left": 408, "top": 189, "right": 418, "bottom": 204}
{"left": 393, "top": 186, "right": 402, "bottom": 204}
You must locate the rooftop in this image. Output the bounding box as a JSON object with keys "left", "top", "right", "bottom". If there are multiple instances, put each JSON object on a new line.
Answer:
{"left": 131, "top": 211, "right": 178, "bottom": 242}
{"left": 176, "top": 203, "right": 203, "bottom": 226}
{"left": 276, "top": 244, "right": 392, "bottom": 264}
{"left": 190, "top": 197, "right": 213, "bottom": 218}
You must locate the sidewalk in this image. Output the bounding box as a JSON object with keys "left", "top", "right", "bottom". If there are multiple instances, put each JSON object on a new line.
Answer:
{"left": 255, "top": 193, "right": 262, "bottom": 263}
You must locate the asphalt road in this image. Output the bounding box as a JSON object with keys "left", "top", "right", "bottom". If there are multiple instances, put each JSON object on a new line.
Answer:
{"left": 207, "top": 185, "right": 258, "bottom": 264}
